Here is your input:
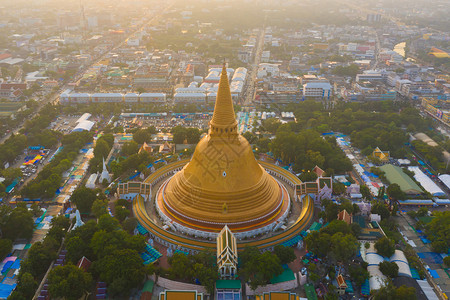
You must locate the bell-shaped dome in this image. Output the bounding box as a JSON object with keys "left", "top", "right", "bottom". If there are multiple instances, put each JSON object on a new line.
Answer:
{"left": 161, "top": 64, "right": 286, "bottom": 232}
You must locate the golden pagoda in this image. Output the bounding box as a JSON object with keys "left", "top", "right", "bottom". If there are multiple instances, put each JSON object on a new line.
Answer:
{"left": 158, "top": 64, "right": 288, "bottom": 232}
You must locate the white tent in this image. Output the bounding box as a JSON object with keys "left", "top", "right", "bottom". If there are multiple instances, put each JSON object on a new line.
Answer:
{"left": 390, "top": 250, "right": 412, "bottom": 278}
{"left": 408, "top": 166, "right": 445, "bottom": 196}
{"left": 438, "top": 174, "right": 450, "bottom": 190}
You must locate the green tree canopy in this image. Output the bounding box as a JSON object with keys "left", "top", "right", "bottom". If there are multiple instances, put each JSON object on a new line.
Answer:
{"left": 379, "top": 261, "right": 399, "bottom": 278}
{"left": 239, "top": 246, "right": 283, "bottom": 290}
{"left": 373, "top": 282, "right": 417, "bottom": 300}
{"left": 371, "top": 202, "right": 391, "bottom": 220}
{"left": 387, "top": 183, "right": 405, "bottom": 200}
{"left": 93, "top": 139, "right": 110, "bottom": 160}
{"left": 375, "top": 237, "right": 396, "bottom": 257}
{"left": 273, "top": 245, "right": 296, "bottom": 265}
{"left": 425, "top": 211, "right": 450, "bottom": 253}
{"left": 122, "top": 140, "right": 139, "bottom": 156}
{"left": 1, "top": 204, "right": 34, "bottom": 240}
{"left": 93, "top": 249, "right": 146, "bottom": 297}
{"left": 10, "top": 272, "right": 37, "bottom": 300}
{"left": 70, "top": 187, "right": 97, "bottom": 214}
{"left": 133, "top": 129, "right": 151, "bottom": 144}
{"left": 0, "top": 239, "right": 12, "bottom": 261}
{"left": 91, "top": 199, "right": 109, "bottom": 219}
{"left": 48, "top": 264, "right": 93, "bottom": 300}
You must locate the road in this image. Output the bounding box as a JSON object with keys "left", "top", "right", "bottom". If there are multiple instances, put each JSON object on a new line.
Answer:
{"left": 241, "top": 26, "right": 266, "bottom": 109}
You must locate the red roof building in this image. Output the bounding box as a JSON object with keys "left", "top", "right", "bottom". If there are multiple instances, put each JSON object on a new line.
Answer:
{"left": 337, "top": 209, "right": 352, "bottom": 225}
{"left": 77, "top": 256, "right": 92, "bottom": 272}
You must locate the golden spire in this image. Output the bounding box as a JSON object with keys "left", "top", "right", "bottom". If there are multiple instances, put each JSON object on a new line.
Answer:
{"left": 209, "top": 63, "right": 238, "bottom": 133}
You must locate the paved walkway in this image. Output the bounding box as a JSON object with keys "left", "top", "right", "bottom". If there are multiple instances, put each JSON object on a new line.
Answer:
{"left": 396, "top": 213, "right": 450, "bottom": 299}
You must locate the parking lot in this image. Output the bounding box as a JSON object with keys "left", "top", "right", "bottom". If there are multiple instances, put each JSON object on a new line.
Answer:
{"left": 118, "top": 116, "right": 210, "bottom": 132}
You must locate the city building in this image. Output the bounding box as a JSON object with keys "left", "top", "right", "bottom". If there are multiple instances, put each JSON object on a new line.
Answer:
{"left": 303, "top": 81, "right": 332, "bottom": 100}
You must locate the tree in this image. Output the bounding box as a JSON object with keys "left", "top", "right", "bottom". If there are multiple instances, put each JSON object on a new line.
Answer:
{"left": 387, "top": 183, "right": 405, "bottom": 200}
{"left": 332, "top": 181, "right": 346, "bottom": 195}
{"left": 0, "top": 239, "right": 12, "bottom": 260}
{"left": 324, "top": 201, "right": 339, "bottom": 222}
{"left": 186, "top": 128, "right": 201, "bottom": 144}
{"left": 395, "top": 285, "right": 417, "bottom": 300}
{"left": 261, "top": 118, "right": 281, "bottom": 134}
{"left": 168, "top": 252, "right": 192, "bottom": 281}
{"left": 425, "top": 211, "right": 450, "bottom": 253}
{"left": 348, "top": 264, "right": 369, "bottom": 287}
{"left": 330, "top": 232, "right": 358, "bottom": 263}
{"left": 91, "top": 199, "right": 109, "bottom": 218}
{"left": 416, "top": 207, "right": 428, "bottom": 217}
{"left": 373, "top": 282, "right": 417, "bottom": 300}
{"left": 379, "top": 261, "right": 399, "bottom": 278}
{"left": 66, "top": 236, "right": 90, "bottom": 264}
{"left": 122, "top": 141, "right": 139, "bottom": 156}
{"left": 274, "top": 245, "right": 296, "bottom": 264}
{"left": 48, "top": 264, "right": 93, "bottom": 300}
{"left": 375, "top": 237, "right": 396, "bottom": 257}
{"left": 90, "top": 228, "right": 145, "bottom": 259}
{"left": 172, "top": 126, "right": 186, "bottom": 144}
{"left": 243, "top": 131, "right": 258, "bottom": 144}
{"left": 11, "top": 272, "right": 37, "bottom": 299}
{"left": 1, "top": 205, "right": 34, "bottom": 240}
{"left": 305, "top": 231, "right": 332, "bottom": 259}
{"left": 46, "top": 216, "right": 71, "bottom": 244}
{"left": 94, "top": 249, "right": 146, "bottom": 297}
{"left": 240, "top": 247, "right": 283, "bottom": 290}
{"left": 339, "top": 198, "right": 354, "bottom": 214}
{"left": 350, "top": 223, "right": 362, "bottom": 237}
{"left": 332, "top": 64, "right": 360, "bottom": 77}
{"left": 70, "top": 187, "right": 97, "bottom": 214}
{"left": 122, "top": 217, "right": 137, "bottom": 234}
{"left": 97, "top": 214, "right": 121, "bottom": 233}
{"left": 133, "top": 129, "right": 150, "bottom": 144}
{"left": 321, "top": 220, "right": 351, "bottom": 236}
{"left": 93, "top": 139, "right": 110, "bottom": 160}
{"left": 444, "top": 256, "right": 450, "bottom": 267}
{"left": 371, "top": 202, "right": 390, "bottom": 220}
{"left": 299, "top": 171, "right": 318, "bottom": 182}
{"left": 99, "top": 134, "right": 114, "bottom": 148}
{"left": 114, "top": 205, "right": 130, "bottom": 222}
{"left": 360, "top": 185, "right": 371, "bottom": 199}
{"left": 20, "top": 239, "right": 57, "bottom": 278}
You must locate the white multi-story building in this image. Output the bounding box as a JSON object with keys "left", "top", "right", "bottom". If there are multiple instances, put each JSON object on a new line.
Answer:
{"left": 231, "top": 67, "right": 247, "bottom": 82}
{"left": 356, "top": 73, "right": 384, "bottom": 83}
{"left": 387, "top": 74, "right": 400, "bottom": 87}
{"left": 68, "top": 92, "right": 91, "bottom": 104}
{"left": 261, "top": 50, "right": 270, "bottom": 63}
{"left": 124, "top": 93, "right": 139, "bottom": 103}
{"left": 140, "top": 93, "right": 166, "bottom": 103}
{"left": 257, "top": 63, "right": 279, "bottom": 78}
{"left": 91, "top": 93, "right": 123, "bottom": 103}
{"left": 175, "top": 87, "right": 206, "bottom": 94}
{"left": 174, "top": 92, "right": 206, "bottom": 103}
{"left": 303, "top": 81, "right": 332, "bottom": 100}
